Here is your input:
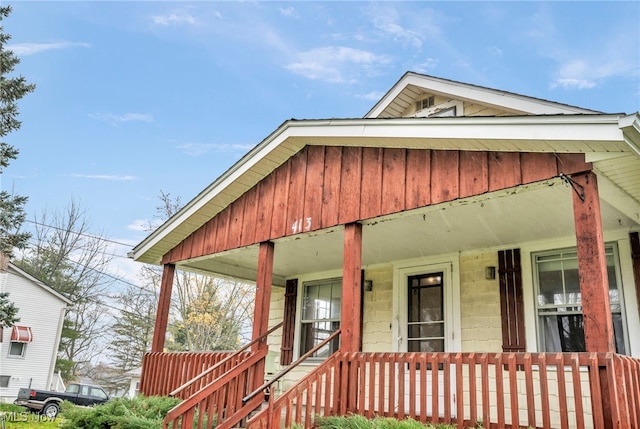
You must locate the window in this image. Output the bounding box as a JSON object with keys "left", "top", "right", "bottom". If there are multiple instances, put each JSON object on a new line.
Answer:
{"left": 90, "top": 387, "right": 108, "bottom": 399}
{"left": 415, "top": 96, "right": 435, "bottom": 112}
{"left": 535, "top": 245, "right": 626, "bottom": 353}
{"left": 407, "top": 273, "right": 444, "bottom": 352}
{"left": 8, "top": 341, "right": 26, "bottom": 357}
{"left": 0, "top": 375, "right": 10, "bottom": 388}
{"left": 299, "top": 278, "right": 341, "bottom": 358}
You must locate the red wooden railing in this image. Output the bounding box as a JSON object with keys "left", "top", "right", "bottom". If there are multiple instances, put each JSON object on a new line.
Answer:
{"left": 140, "top": 351, "right": 241, "bottom": 398}
{"left": 163, "top": 349, "right": 266, "bottom": 429}
{"left": 247, "top": 351, "right": 640, "bottom": 429}
{"left": 160, "top": 322, "right": 284, "bottom": 429}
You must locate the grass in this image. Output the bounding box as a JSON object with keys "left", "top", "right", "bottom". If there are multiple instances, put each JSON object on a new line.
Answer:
{"left": 313, "top": 415, "right": 469, "bottom": 429}
{"left": 0, "top": 403, "right": 60, "bottom": 429}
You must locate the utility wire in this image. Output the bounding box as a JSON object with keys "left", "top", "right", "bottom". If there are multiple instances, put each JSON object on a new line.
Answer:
{"left": 21, "top": 239, "right": 160, "bottom": 297}
{"left": 24, "top": 219, "right": 142, "bottom": 248}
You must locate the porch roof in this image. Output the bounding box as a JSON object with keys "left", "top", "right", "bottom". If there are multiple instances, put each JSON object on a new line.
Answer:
{"left": 130, "top": 113, "right": 640, "bottom": 270}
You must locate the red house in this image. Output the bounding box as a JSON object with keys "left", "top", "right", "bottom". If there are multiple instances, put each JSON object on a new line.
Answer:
{"left": 131, "top": 72, "right": 640, "bottom": 429}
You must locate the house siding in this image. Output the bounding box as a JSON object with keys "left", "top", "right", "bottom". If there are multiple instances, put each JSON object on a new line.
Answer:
{"left": 163, "top": 148, "right": 590, "bottom": 265}
{"left": 362, "top": 266, "right": 394, "bottom": 352}
{"left": 459, "top": 251, "right": 503, "bottom": 352}
{"left": 0, "top": 267, "right": 67, "bottom": 403}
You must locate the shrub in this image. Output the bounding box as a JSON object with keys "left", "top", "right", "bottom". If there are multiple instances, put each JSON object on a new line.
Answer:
{"left": 314, "top": 415, "right": 457, "bottom": 429}
{"left": 59, "top": 395, "right": 181, "bottom": 429}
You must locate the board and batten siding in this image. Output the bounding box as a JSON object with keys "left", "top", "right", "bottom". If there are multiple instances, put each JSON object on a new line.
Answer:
{"left": 162, "top": 147, "right": 590, "bottom": 264}
{"left": 0, "top": 268, "right": 67, "bottom": 402}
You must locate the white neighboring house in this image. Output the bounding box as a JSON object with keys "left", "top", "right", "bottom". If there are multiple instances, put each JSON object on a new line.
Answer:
{"left": 0, "top": 260, "right": 72, "bottom": 403}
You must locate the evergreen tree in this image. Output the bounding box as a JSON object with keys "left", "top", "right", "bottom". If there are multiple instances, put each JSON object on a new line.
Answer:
{"left": 0, "top": 291, "right": 19, "bottom": 328}
{"left": 0, "top": 6, "right": 35, "bottom": 257}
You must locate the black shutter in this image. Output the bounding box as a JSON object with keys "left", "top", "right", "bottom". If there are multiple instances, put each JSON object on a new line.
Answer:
{"left": 280, "top": 279, "right": 298, "bottom": 365}
{"left": 498, "top": 249, "right": 526, "bottom": 352}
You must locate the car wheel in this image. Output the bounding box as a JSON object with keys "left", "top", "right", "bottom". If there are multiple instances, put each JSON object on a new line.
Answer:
{"left": 42, "top": 403, "right": 59, "bottom": 419}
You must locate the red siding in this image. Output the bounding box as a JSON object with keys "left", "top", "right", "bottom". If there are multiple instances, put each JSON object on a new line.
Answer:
{"left": 271, "top": 160, "right": 291, "bottom": 239}
{"left": 286, "top": 150, "right": 308, "bottom": 237}
{"left": 360, "top": 148, "right": 383, "bottom": 219}
{"left": 405, "top": 149, "right": 431, "bottom": 208}
{"left": 338, "top": 147, "right": 363, "bottom": 224}
{"left": 381, "top": 148, "right": 406, "bottom": 215}
{"left": 321, "top": 146, "right": 342, "bottom": 228}
{"left": 303, "top": 146, "right": 326, "bottom": 233}
{"left": 255, "top": 173, "right": 276, "bottom": 243}
{"left": 163, "top": 147, "right": 590, "bottom": 263}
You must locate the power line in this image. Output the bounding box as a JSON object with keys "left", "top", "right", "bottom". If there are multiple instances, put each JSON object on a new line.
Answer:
{"left": 21, "top": 239, "right": 159, "bottom": 297}
{"left": 24, "top": 219, "right": 141, "bottom": 248}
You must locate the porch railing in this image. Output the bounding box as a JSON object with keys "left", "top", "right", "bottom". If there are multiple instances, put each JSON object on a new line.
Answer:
{"left": 246, "top": 351, "right": 640, "bottom": 429}
{"left": 139, "top": 351, "right": 240, "bottom": 398}
{"left": 162, "top": 322, "right": 284, "bottom": 429}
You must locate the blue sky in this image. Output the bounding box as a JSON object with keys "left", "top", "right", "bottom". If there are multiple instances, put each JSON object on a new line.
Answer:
{"left": 4, "top": 1, "right": 640, "bottom": 282}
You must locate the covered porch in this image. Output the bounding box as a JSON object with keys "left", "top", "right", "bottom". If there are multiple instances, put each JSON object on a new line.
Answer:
{"left": 131, "top": 100, "right": 640, "bottom": 428}
{"left": 138, "top": 162, "right": 640, "bottom": 428}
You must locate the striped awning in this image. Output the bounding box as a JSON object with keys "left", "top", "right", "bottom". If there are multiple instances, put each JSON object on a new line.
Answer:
{"left": 11, "top": 326, "right": 33, "bottom": 343}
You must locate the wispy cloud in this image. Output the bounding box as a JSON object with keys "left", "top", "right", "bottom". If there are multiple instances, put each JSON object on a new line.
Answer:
{"left": 177, "top": 143, "right": 255, "bottom": 156}
{"left": 127, "top": 219, "right": 153, "bottom": 232}
{"left": 152, "top": 10, "right": 197, "bottom": 26}
{"left": 286, "top": 46, "right": 391, "bottom": 83}
{"left": 356, "top": 91, "right": 385, "bottom": 101}
{"left": 367, "top": 7, "right": 423, "bottom": 49}
{"left": 414, "top": 58, "right": 439, "bottom": 73}
{"left": 89, "top": 112, "right": 153, "bottom": 126}
{"left": 7, "top": 42, "right": 90, "bottom": 56}
{"left": 551, "top": 55, "right": 638, "bottom": 90}
{"left": 279, "top": 6, "right": 299, "bottom": 18}
{"left": 487, "top": 46, "right": 503, "bottom": 56}
{"left": 68, "top": 174, "right": 138, "bottom": 181}
{"left": 524, "top": 5, "right": 639, "bottom": 91}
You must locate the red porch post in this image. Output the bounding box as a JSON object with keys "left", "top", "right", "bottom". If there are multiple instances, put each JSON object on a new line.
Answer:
{"left": 151, "top": 263, "right": 175, "bottom": 353}
{"left": 570, "top": 172, "right": 625, "bottom": 429}
{"left": 341, "top": 222, "right": 362, "bottom": 352}
{"left": 569, "top": 171, "right": 615, "bottom": 353}
{"left": 251, "top": 241, "right": 274, "bottom": 390}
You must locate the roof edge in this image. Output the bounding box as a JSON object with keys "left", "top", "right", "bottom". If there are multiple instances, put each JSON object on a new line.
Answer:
{"left": 8, "top": 263, "right": 74, "bottom": 305}
{"left": 365, "top": 72, "right": 603, "bottom": 118}
{"left": 130, "top": 113, "right": 627, "bottom": 264}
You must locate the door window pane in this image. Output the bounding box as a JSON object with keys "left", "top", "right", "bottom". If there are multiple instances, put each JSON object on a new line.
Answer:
{"left": 408, "top": 273, "right": 444, "bottom": 353}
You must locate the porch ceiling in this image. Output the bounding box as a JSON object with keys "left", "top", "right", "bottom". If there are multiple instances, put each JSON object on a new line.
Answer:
{"left": 177, "top": 177, "right": 638, "bottom": 286}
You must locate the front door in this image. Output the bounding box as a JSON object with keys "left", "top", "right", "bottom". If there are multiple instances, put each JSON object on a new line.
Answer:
{"left": 394, "top": 260, "right": 460, "bottom": 419}
{"left": 407, "top": 272, "right": 445, "bottom": 353}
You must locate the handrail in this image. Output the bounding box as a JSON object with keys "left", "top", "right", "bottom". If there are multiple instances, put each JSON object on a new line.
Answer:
{"left": 170, "top": 321, "right": 283, "bottom": 397}
{"left": 163, "top": 347, "right": 268, "bottom": 427}
{"left": 243, "top": 328, "right": 341, "bottom": 404}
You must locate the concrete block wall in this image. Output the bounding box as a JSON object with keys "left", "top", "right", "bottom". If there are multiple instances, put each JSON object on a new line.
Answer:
{"left": 459, "top": 251, "right": 503, "bottom": 352}
{"left": 362, "top": 265, "right": 394, "bottom": 352}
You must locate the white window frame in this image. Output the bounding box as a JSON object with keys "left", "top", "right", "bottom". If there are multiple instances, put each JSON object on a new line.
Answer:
{"left": 0, "top": 375, "right": 10, "bottom": 388}
{"left": 8, "top": 341, "right": 26, "bottom": 357}
{"left": 532, "top": 243, "right": 628, "bottom": 353}
{"left": 521, "top": 232, "right": 639, "bottom": 357}
{"left": 392, "top": 254, "right": 461, "bottom": 353}
{"left": 414, "top": 99, "right": 464, "bottom": 118}
{"left": 294, "top": 269, "right": 343, "bottom": 362}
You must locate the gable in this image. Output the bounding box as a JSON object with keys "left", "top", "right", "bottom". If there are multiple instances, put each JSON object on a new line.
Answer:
{"left": 162, "top": 145, "right": 590, "bottom": 264}
{"left": 366, "top": 72, "right": 601, "bottom": 118}
{"left": 6, "top": 263, "right": 73, "bottom": 305}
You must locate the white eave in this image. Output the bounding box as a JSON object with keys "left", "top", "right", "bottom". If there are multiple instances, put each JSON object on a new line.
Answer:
{"left": 366, "top": 72, "right": 601, "bottom": 118}
{"left": 130, "top": 113, "right": 638, "bottom": 265}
